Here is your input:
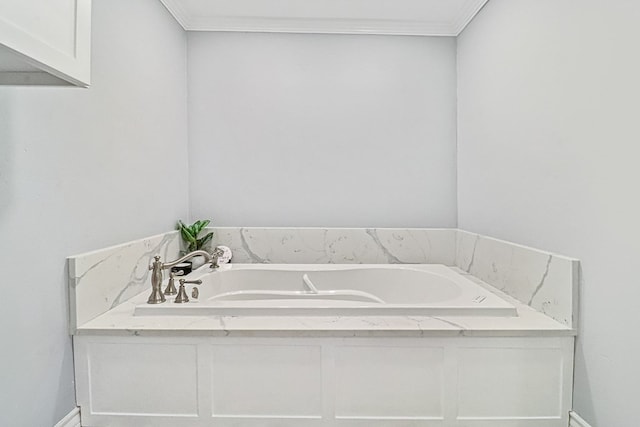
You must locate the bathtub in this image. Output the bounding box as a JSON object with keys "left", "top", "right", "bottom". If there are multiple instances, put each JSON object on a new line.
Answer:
{"left": 72, "top": 236, "right": 576, "bottom": 427}
{"left": 134, "top": 264, "right": 517, "bottom": 317}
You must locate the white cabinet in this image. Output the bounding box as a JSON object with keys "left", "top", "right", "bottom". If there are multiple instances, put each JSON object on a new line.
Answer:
{"left": 0, "top": 0, "right": 91, "bottom": 86}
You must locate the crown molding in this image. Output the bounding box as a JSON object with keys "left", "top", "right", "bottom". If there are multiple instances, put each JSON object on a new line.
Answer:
{"left": 187, "top": 17, "right": 457, "bottom": 36}
{"left": 159, "top": 0, "right": 488, "bottom": 36}
{"left": 159, "top": 0, "right": 192, "bottom": 29}
{"left": 451, "top": 0, "right": 489, "bottom": 34}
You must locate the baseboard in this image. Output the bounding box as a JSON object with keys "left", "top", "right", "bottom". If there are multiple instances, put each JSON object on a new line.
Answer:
{"left": 53, "top": 407, "right": 81, "bottom": 427}
{"left": 570, "top": 411, "right": 593, "bottom": 427}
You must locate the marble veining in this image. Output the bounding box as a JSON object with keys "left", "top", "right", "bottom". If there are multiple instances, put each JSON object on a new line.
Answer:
{"left": 455, "top": 230, "right": 578, "bottom": 329}
{"left": 364, "top": 229, "right": 403, "bottom": 263}
{"left": 527, "top": 255, "right": 552, "bottom": 306}
{"left": 68, "top": 227, "right": 578, "bottom": 334}
{"left": 211, "top": 227, "right": 457, "bottom": 265}
{"left": 109, "top": 233, "right": 178, "bottom": 308}
{"left": 76, "top": 283, "right": 574, "bottom": 338}
{"left": 68, "top": 231, "right": 180, "bottom": 332}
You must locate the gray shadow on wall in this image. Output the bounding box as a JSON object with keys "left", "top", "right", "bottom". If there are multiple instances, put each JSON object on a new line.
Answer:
{"left": 52, "top": 263, "right": 78, "bottom": 425}
{"left": 0, "top": 90, "right": 15, "bottom": 223}
{"left": 572, "top": 263, "right": 597, "bottom": 426}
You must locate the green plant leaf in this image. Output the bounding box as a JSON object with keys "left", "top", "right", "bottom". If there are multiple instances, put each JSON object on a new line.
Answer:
{"left": 192, "top": 221, "right": 204, "bottom": 236}
{"left": 193, "top": 219, "right": 211, "bottom": 237}
{"left": 177, "top": 219, "right": 213, "bottom": 251}
{"left": 197, "top": 232, "right": 213, "bottom": 250}
{"left": 179, "top": 226, "right": 197, "bottom": 244}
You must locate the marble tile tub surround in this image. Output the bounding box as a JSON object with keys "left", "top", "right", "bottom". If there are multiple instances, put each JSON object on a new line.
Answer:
{"left": 210, "top": 227, "right": 458, "bottom": 265}
{"left": 210, "top": 227, "right": 578, "bottom": 329}
{"left": 68, "top": 231, "right": 180, "bottom": 333}
{"left": 68, "top": 227, "right": 578, "bottom": 332}
{"left": 456, "top": 230, "right": 579, "bottom": 329}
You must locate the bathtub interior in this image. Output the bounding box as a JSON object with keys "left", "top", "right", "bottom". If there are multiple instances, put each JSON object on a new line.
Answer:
{"left": 133, "top": 264, "right": 518, "bottom": 317}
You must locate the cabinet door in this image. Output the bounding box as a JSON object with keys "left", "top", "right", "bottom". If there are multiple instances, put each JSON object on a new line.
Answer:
{"left": 0, "top": 0, "right": 91, "bottom": 86}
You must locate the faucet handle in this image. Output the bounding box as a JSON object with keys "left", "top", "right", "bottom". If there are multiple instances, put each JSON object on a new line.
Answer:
{"left": 210, "top": 246, "right": 232, "bottom": 269}
{"left": 149, "top": 255, "right": 162, "bottom": 271}
{"left": 175, "top": 279, "right": 203, "bottom": 303}
{"left": 163, "top": 270, "right": 184, "bottom": 296}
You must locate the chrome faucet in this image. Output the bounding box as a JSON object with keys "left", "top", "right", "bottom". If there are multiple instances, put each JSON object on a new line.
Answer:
{"left": 147, "top": 250, "right": 216, "bottom": 304}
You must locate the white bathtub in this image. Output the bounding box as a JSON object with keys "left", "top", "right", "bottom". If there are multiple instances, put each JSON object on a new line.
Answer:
{"left": 134, "top": 264, "right": 517, "bottom": 317}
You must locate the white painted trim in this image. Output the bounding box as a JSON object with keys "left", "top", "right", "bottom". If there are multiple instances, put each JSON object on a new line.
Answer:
{"left": 159, "top": 0, "right": 192, "bottom": 30}
{"left": 0, "top": 0, "right": 91, "bottom": 86}
{"left": 75, "top": 336, "right": 574, "bottom": 427}
{"left": 570, "top": 411, "right": 593, "bottom": 427}
{"left": 185, "top": 17, "right": 457, "bottom": 36}
{"left": 53, "top": 407, "right": 81, "bottom": 427}
{"left": 451, "top": 0, "right": 490, "bottom": 34}
{"left": 159, "top": 0, "right": 487, "bottom": 36}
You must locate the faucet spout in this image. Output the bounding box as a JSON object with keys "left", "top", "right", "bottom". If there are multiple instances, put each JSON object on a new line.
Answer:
{"left": 146, "top": 248, "right": 225, "bottom": 304}
{"left": 161, "top": 250, "right": 213, "bottom": 269}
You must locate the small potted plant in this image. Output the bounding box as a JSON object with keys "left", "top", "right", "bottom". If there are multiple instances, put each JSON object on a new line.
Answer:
{"left": 176, "top": 219, "right": 214, "bottom": 269}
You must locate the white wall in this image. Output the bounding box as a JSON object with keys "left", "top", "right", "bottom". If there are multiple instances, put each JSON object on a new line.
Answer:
{"left": 188, "top": 33, "right": 457, "bottom": 227}
{"left": 457, "top": 1, "right": 640, "bottom": 425}
{"left": 0, "top": 1, "right": 188, "bottom": 425}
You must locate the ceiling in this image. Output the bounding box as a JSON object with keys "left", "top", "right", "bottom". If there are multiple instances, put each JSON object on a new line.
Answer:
{"left": 159, "top": 0, "right": 489, "bottom": 36}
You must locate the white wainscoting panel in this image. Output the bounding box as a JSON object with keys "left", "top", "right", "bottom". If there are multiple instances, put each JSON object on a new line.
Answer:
{"left": 86, "top": 342, "right": 199, "bottom": 416}
{"left": 74, "top": 336, "right": 573, "bottom": 427}
{"left": 334, "top": 345, "right": 444, "bottom": 420}
{"left": 211, "top": 344, "right": 323, "bottom": 417}
{"left": 457, "top": 347, "right": 563, "bottom": 420}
